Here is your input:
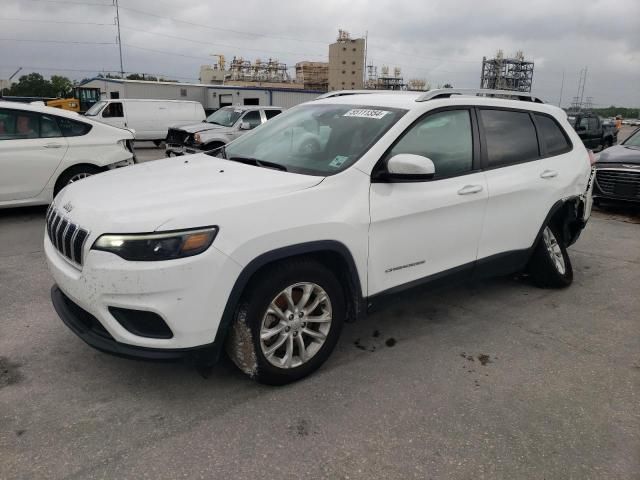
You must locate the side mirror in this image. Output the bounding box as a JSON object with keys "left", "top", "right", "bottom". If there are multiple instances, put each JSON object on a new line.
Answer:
{"left": 375, "top": 154, "right": 435, "bottom": 182}
{"left": 239, "top": 121, "right": 251, "bottom": 130}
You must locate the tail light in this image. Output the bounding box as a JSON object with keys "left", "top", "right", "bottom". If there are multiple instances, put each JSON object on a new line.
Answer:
{"left": 587, "top": 149, "right": 596, "bottom": 166}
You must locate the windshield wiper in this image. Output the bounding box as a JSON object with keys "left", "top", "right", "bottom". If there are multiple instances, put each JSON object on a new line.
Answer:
{"left": 227, "top": 155, "right": 287, "bottom": 171}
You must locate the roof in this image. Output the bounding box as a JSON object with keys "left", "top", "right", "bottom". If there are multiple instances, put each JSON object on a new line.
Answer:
{"left": 78, "top": 77, "right": 324, "bottom": 94}
{"left": 96, "top": 98, "right": 202, "bottom": 105}
{"left": 313, "top": 92, "right": 565, "bottom": 117}
{"left": 219, "top": 105, "right": 283, "bottom": 111}
{"left": 0, "top": 100, "right": 87, "bottom": 120}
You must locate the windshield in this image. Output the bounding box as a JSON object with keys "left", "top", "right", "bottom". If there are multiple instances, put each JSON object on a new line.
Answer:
{"left": 221, "top": 104, "right": 406, "bottom": 175}
{"left": 206, "top": 107, "right": 243, "bottom": 127}
{"left": 84, "top": 101, "right": 107, "bottom": 116}
{"left": 623, "top": 129, "right": 640, "bottom": 147}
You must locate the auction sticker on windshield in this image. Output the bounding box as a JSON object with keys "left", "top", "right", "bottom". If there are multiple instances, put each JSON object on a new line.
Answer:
{"left": 343, "top": 109, "right": 390, "bottom": 119}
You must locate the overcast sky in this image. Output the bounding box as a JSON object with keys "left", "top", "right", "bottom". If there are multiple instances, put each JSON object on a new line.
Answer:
{"left": 1, "top": 0, "right": 638, "bottom": 107}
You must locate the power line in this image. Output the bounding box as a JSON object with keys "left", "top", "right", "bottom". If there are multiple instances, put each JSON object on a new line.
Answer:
{"left": 119, "top": 26, "right": 326, "bottom": 59}
{"left": 15, "top": 0, "right": 112, "bottom": 5}
{"left": 0, "top": 17, "right": 114, "bottom": 26}
{"left": 367, "top": 44, "right": 479, "bottom": 65}
{"left": 117, "top": 5, "right": 329, "bottom": 45}
{"left": 123, "top": 44, "right": 224, "bottom": 62}
{"left": 0, "top": 64, "right": 199, "bottom": 81}
{"left": 0, "top": 38, "right": 115, "bottom": 45}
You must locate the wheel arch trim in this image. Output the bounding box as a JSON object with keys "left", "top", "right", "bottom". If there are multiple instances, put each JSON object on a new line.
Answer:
{"left": 213, "top": 240, "right": 365, "bottom": 360}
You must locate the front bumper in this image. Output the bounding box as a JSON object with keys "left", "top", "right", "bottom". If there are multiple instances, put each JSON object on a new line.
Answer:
{"left": 45, "top": 233, "right": 242, "bottom": 356}
{"left": 51, "top": 285, "right": 212, "bottom": 361}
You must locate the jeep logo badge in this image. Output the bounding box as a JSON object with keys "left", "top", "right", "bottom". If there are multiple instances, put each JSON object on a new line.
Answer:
{"left": 63, "top": 202, "right": 73, "bottom": 213}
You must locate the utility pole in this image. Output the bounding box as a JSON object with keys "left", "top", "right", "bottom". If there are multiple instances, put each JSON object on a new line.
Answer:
{"left": 363, "top": 31, "right": 368, "bottom": 87}
{"left": 114, "top": 0, "right": 124, "bottom": 78}
{"left": 558, "top": 70, "right": 564, "bottom": 107}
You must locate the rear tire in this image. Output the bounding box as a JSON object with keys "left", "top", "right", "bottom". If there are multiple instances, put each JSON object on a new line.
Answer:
{"left": 225, "top": 259, "right": 345, "bottom": 385}
{"left": 54, "top": 165, "right": 101, "bottom": 197}
{"left": 527, "top": 224, "right": 573, "bottom": 288}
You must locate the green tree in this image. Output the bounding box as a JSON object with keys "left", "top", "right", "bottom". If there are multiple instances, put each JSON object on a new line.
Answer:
{"left": 4, "top": 72, "right": 74, "bottom": 98}
{"left": 126, "top": 73, "right": 158, "bottom": 81}
{"left": 50, "top": 75, "right": 74, "bottom": 97}
{"left": 6, "top": 73, "right": 53, "bottom": 97}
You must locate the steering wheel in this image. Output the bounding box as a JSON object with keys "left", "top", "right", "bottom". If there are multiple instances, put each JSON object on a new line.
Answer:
{"left": 297, "top": 136, "right": 322, "bottom": 155}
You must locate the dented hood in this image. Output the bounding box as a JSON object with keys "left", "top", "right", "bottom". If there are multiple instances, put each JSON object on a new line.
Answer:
{"left": 172, "top": 122, "right": 230, "bottom": 135}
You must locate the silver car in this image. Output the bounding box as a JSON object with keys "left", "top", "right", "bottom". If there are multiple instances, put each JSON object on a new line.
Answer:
{"left": 165, "top": 106, "right": 283, "bottom": 156}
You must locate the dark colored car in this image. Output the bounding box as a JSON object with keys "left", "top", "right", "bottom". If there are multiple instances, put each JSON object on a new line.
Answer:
{"left": 593, "top": 127, "right": 640, "bottom": 204}
{"left": 569, "top": 114, "right": 618, "bottom": 151}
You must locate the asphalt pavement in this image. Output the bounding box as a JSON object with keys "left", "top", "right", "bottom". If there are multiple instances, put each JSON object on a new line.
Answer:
{"left": 0, "top": 142, "right": 639, "bottom": 479}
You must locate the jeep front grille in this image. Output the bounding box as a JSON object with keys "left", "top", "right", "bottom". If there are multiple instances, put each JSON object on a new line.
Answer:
{"left": 595, "top": 169, "right": 640, "bottom": 200}
{"left": 46, "top": 205, "right": 90, "bottom": 266}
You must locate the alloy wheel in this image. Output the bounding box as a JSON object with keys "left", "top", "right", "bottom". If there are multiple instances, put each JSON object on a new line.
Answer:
{"left": 67, "top": 172, "right": 93, "bottom": 184}
{"left": 543, "top": 226, "right": 566, "bottom": 275}
{"left": 259, "top": 282, "right": 332, "bottom": 369}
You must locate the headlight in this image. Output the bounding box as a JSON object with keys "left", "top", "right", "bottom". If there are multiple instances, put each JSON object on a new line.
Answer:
{"left": 92, "top": 227, "right": 218, "bottom": 261}
{"left": 194, "top": 133, "right": 202, "bottom": 144}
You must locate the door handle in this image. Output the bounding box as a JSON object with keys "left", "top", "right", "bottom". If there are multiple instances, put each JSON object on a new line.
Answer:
{"left": 457, "top": 184, "right": 483, "bottom": 195}
{"left": 540, "top": 169, "right": 558, "bottom": 179}
{"left": 44, "top": 143, "right": 62, "bottom": 149}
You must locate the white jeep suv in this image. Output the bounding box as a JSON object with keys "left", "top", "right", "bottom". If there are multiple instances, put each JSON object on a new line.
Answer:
{"left": 46, "top": 89, "right": 594, "bottom": 385}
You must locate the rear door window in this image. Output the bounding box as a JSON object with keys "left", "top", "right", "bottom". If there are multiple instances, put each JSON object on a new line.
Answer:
{"left": 534, "top": 114, "right": 571, "bottom": 156}
{"left": 480, "top": 109, "right": 539, "bottom": 167}
{"left": 40, "top": 115, "right": 63, "bottom": 138}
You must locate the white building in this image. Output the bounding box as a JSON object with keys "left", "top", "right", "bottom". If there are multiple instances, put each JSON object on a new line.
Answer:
{"left": 78, "top": 78, "right": 323, "bottom": 114}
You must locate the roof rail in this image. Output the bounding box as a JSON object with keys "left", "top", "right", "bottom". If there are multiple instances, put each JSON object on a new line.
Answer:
{"left": 415, "top": 88, "right": 544, "bottom": 104}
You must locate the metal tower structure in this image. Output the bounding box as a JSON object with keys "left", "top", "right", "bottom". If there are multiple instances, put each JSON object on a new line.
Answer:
{"left": 480, "top": 50, "right": 534, "bottom": 92}
{"left": 568, "top": 67, "right": 590, "bottom": 114}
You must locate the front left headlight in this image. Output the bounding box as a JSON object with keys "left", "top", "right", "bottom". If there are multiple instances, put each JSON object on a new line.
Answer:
{"left": 92, "top": 227, "right": 218, "bottom": 261}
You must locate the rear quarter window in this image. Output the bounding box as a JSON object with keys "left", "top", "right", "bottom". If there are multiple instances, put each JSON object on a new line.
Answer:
{"left": 534, "top": 114, "right": 571, "bottom": 156}
{"left": 55, "top": 117, "right": 93, "bottom": 137}
{"left": 480, "top": 109, "right": 539, "bottom": 167}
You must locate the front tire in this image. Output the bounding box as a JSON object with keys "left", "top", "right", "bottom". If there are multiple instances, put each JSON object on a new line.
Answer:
{"left": 527, "top": 224, "right": 573, "bottom": 288}
{"left": 226, "top": 259, "right": 345, "bottom": 385}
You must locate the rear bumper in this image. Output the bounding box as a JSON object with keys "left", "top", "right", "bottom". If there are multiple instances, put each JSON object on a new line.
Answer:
{"left": 51, "top": 285, "right": 221, "bottom": 361}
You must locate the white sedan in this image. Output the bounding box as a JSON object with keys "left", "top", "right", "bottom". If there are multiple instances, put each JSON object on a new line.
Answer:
{"left": 0, "top": 101, "right": 135, "bottom": 209}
